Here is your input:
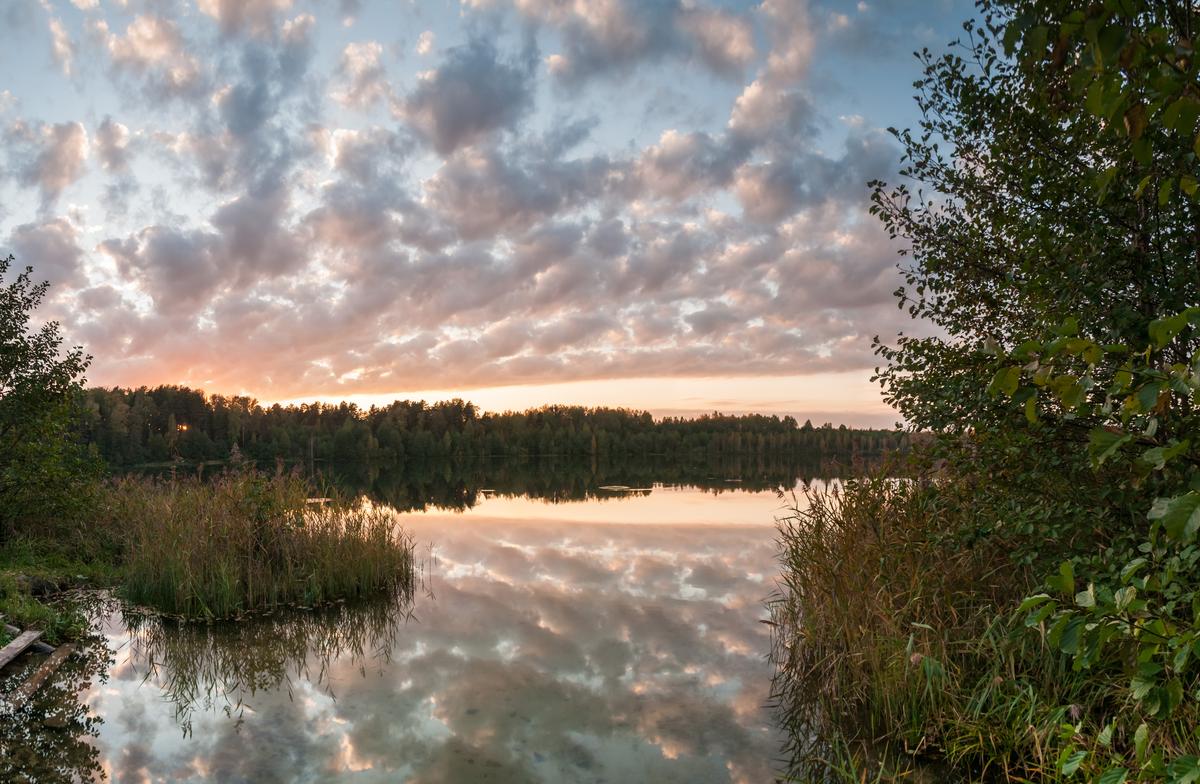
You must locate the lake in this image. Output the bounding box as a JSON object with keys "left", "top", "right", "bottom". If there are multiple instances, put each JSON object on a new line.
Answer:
{"left": 4, "top": 470, "right": 833, "bottom": 783}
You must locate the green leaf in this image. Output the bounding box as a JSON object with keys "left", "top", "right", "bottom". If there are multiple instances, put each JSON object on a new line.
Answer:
{"left": 1135, "top": 379, "right": 1166, "bottom": 414}
{"left": 1166, "top": 755, "right": 1200, "bottom": 783}
{"left": 1049, "top": 561, "right": 1076, "bottom": 597}
{"left": 1089, "top": 428, "right": 1132, "bottom": 465}
{"left": 1159, "top": 177, "right": 1176, "bottom": 206}
{"left": 1060, "top": 617, "right": 1085, "bottom": 653}
{"left": 1061, "top": 749, "right": 1087, "bottom": 776}
{"left": 1148, "top": 492, "right": 1200, "bottom": 543}
{"left": 1018, "top": 593, "right": 1053, "bottom": 612}
{"left": 1026, "top": 25, "right": 1048, "bottom": 59}
{"left": 988, "top": 366, "right": 1021, "bottom": 397}
{"left": 1095, "top": 166, "right": 1119, "bottom": 202}
{"left": 1131, "top": 666, "right": 1159, "bottom": 701}
{"left": 1164, "top": 96, "right": 1200, "bottom": 135}
{"left": 1097, "top": 767, "right": 1127, "bottom": 784}
{"left": 1120, "top": 557, "right": 1146, "bottom": 582}
{"left": 1139, "top": 439, "right": 1190, "bottom": 471}
{"left": 1024, "top": 394, "right": 1038, "bottom": 423}
{"left": 1167, "top": 677, "right": 1185, "bottom": 712}
{"left": 1133, "top": 172, "right": 1155, "bottom": 197}
{"left": 1150, "top": 312, "right": 1189, "bottom": 348}
{"left": 1134, "top": 722, "right": 1149, "bottom": 761}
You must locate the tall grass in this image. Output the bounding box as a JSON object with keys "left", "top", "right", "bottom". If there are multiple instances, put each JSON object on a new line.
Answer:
{"left": 769, "top": 475, "right": 1139, "bottom": 782}
{"left": 100, "top": 471, "right": 414, "bottom": 619}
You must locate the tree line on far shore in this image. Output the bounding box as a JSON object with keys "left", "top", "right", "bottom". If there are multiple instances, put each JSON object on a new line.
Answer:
{"left": 77, "top": 385, "right": 909, "bottom": 467}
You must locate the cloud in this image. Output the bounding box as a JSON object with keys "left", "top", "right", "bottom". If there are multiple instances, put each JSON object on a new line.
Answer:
{"left": 99, "top": 226, "right": 221, "bottom": 314}
{"left": 8, "top": 216, "right": 84, "bottom": 289}
{"left": 99, "top": 180, "right": 303, "bottom": 317}
{"left": 728, "top": 80, "right": 816, "bottom": 146}
{"left": 677, "top": 5, "right": 757, "bottom": 75}
{"left": 734, "top": 129, "right": 897, "bottom": 222}
{"left": 422, "top": 147, "right": 600, "bottom": 239}
{"left": 399, "top": 38, "right": 536, "bottom": 155}
{"left": 415, "top": 30, "right": 434, "bottom": 56}
{"left": 332, "top": 41, "right": 391, "bottom": 109}
{"left": 46, "top": 13, "right": 75, "bottom": 76}
{"left": 493, "top": 0, "right": 755, "bottom": 84}
{"left": 6, "top": 120, "right": 89, "bottom": 209}
{"left": 0, "top": 0, "right": 930, "bottom": 403}
{"left": 95, "top": 117, "right": 131, "bottom": 172}
{"left": 760, "top": 0, "right": 815, "bottom": 84}
{"left": 197, "top": 0, "right": 295, "bottom": 37}
{"left": 630, "top": 129, "right": 742, "bottom": 202}
{"left": 90, "top": 15, "right": 205, "bottom": 100}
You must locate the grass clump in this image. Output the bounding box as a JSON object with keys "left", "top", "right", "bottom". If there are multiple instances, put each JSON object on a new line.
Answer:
{"left": 770, "top": 465, "right": 1200, "bottom": 782}
{"left": 0, "top": 573, "right": 87, "bottom": 645}
{"left": 102, "top": 471, "right": 414, "bottom": 619}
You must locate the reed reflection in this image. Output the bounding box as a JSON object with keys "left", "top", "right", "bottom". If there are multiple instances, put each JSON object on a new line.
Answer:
{"left": 122, "top": 596, "right": 412, "bottom": 735}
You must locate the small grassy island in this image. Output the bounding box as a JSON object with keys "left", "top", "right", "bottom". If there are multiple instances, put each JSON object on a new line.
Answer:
{"left": 770, "top": 2, "right": 1200, "bottom": 782}
{"left": 0, "top": 255, "right": 415, "bottom": 638}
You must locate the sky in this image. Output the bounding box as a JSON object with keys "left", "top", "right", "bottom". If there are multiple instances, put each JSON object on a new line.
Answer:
{"left": 0, "top": 0, "right": 970, "bottom": 426}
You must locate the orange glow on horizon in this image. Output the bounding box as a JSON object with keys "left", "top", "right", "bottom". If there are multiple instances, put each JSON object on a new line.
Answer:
{"left": 265, "top": 372, "right": 898, "bottom": 428}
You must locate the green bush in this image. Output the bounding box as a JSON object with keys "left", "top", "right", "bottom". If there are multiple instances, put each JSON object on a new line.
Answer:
{"left": 771, "top": 0, "right": 1200, "bottom": 780}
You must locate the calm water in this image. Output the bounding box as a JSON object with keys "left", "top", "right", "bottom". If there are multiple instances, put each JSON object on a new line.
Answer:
{"left": 7, "top": 479, "right": 820, "bottom": 783}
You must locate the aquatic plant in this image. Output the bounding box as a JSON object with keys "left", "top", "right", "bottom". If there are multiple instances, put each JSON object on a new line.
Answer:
{"left": 102, "top": 471, "right": 415, "bottom": 619}
{"left": 769, "top": 473, "right": 1127, "bottom": 781}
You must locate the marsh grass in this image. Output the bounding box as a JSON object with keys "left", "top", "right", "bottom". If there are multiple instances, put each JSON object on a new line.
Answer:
{"left": 102, "top": 471, "right": 415, "bottom": 619}
{"left": 769, "top": 475, "right": 1141, "bottom": 782}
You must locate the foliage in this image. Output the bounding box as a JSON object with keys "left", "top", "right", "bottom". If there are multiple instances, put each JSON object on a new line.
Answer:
{"left": 984, "top": 2, "right": 1200, "bottom": 779}
{"left": 99, "top": 470, "right": 416, "bottom": 619}
{"left": 0, "top": 255, "right": 97, "bottom": 538}
{"left": 0, "top": 573, "right": 87, "bottom": 646}
{"left": 774, "top": 0, "right": 1200, "bottom": 780}
{"left": 78, "top": 385, "right": 909, "bottom": 466}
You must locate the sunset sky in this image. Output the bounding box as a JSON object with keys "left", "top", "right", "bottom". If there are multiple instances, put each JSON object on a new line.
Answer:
{"left": 1, "top": 0, "right": 967, "bottom": 426}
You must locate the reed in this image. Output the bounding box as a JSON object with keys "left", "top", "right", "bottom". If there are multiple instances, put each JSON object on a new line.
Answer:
{"left": 768, "top": 475, "right": 1136, "bottom": 782}
{"left": 101, "top": 471, "right": 415, "bottom": 619}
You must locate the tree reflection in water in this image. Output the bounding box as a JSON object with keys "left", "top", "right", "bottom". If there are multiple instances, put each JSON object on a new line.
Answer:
{"left": 0, "top": 595, "right": 116, "bottom": 784}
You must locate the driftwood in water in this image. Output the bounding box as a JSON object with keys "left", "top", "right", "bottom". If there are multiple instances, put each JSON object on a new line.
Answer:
{"left": 0, "top": 630, "right": 43, "bottom": 670}
{"left": 7, "top": 644, "right": 75, "bottom": 709}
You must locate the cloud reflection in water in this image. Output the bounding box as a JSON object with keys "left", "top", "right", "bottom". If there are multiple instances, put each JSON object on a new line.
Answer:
{"left": 86, "top": 486, "right": 790, "bottom": 783}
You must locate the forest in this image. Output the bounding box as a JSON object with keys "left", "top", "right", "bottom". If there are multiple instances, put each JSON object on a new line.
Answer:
{"left": 76, "top": 384, "right": 909, "bottom": 467}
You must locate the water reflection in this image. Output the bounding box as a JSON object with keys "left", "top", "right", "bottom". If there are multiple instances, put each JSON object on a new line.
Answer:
{"left": 0, "top": 595, "right": 115, "bottom": 784}
{"left": 123, "top": 597, "right": 411, "bottom": 735}
{"left": 312, "top": 453, "right": 857, "bottom": 512}
{"left": 25, "top": 481, "right": 799, "bottom": 782}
